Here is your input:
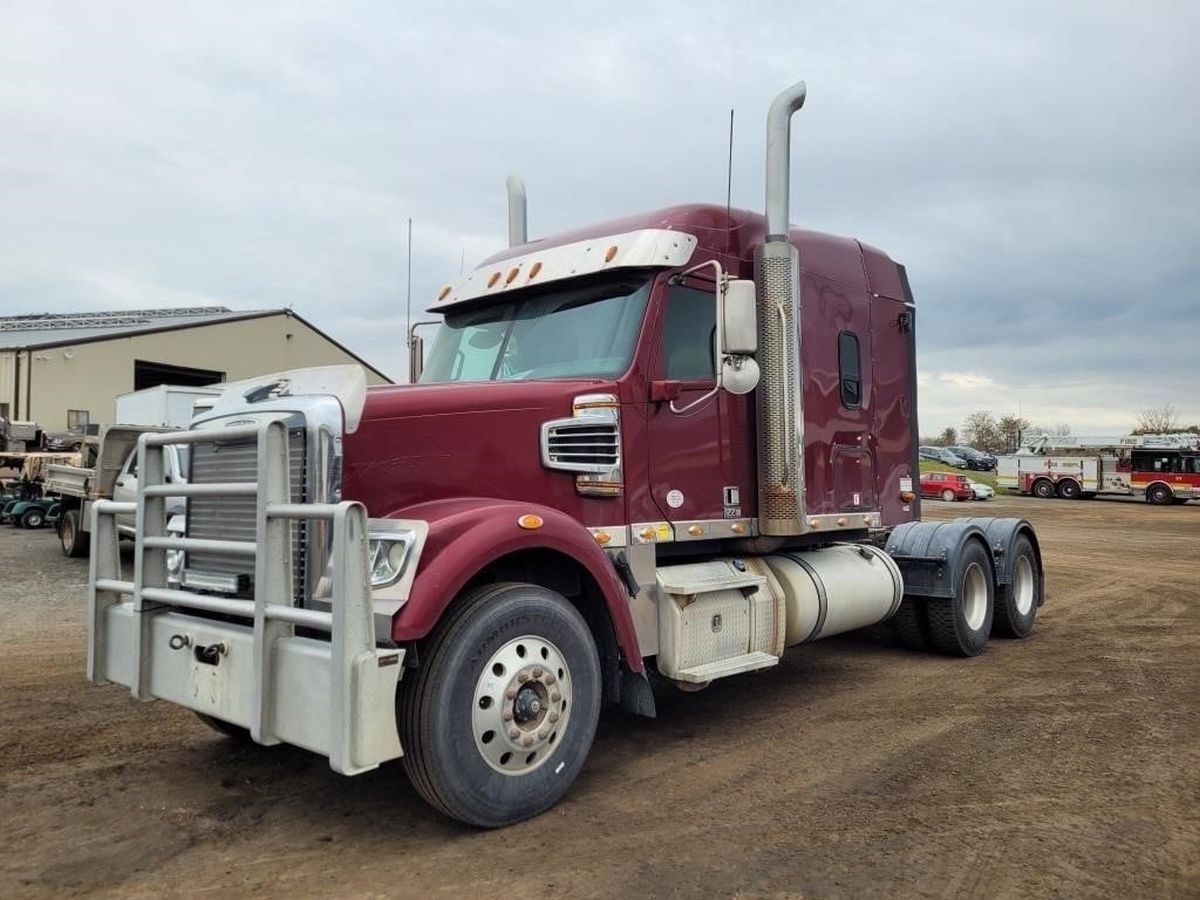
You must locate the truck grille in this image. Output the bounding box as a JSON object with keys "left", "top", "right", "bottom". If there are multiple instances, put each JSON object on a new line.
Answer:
{"left": 187, "top": 428, "right": 308, "bottom": 597}
{"left": 543, "top": 422, "right": 619, "bottom": 469}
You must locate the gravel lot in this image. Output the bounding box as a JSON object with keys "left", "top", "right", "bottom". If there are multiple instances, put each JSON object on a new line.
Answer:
{"left": 1, "top": 495, "right": 1197, "bottom": 898}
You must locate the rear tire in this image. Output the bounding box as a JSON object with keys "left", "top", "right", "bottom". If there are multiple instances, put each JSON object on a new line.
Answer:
{"left": 925, "top": 540, "right": 994, "bottom": 657}
{"left": 941, "top": 489, "right": 955, "bottom": 502}
{"left": 21, "top": 508, "right": 45, "bottom": 529}
{"left": 1032, "top": 479, "right": 1055, "bottom": 499}
{"left": 59, "top": 510, "right": 90, "bottom": 558}
{"left": 398, "top": 582, "right": 602, "bottom": 828}
{"left": 1146, "top": 484, "right": 1172, "bottom": 505}
{"left": 1056, "top": 479, "right": 1081, "bottom": 500}
{"left": 992, "top": 534, "right": 1040, "bottom": 638}
{"left": 889, "top": 599, "right": 928, "bottom": 651}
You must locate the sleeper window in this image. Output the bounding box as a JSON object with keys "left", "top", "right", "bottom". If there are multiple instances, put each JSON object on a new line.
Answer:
{"left": 838, "top": 331, "right": 862, "bottom": 409}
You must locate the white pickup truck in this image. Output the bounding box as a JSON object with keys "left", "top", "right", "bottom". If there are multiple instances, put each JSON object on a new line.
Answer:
{"left": 45, "top": 426, "right": 188, "bottom": 557}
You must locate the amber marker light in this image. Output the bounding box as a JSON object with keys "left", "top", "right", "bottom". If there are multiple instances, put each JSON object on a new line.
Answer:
{"left": 487, "top": 272, "right": 501, "bottom": 288}
{"left": 687, "top": 525, "right": 703, "bottom": 536}
{"left": 437, "top": 285, "right": 452, "bottom": 302}
{"left": 639, "top": 527, "right": 656, "bottom": 541}
{"left": 517, "top": 514, "right": 544, "bottom": 530}
{"left": 506, "top": 267, "right": 520, "bottom": 284}
{"left": 836, "top": 517, "right": 848, "bottom": 527}
{"left": 900, "top": 491, "right": 916, "bottom": 502}
{"left": 593, "top": 531, "right": 611, "bottom": 545}
{"left": 529, "top": 261, "right": 542, "bottom": 278}
{"left": 604, "top": 245, "right": 618, "bottom": 263}
{"left": 730, "top": 522, "right": 747, "bottom": 535}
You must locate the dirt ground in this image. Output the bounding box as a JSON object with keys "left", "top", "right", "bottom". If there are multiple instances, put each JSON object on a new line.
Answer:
{"left": 1, "top": 495, "right": 1197, "bottom": 898}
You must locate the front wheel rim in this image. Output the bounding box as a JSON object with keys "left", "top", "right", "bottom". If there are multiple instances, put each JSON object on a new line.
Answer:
{"left": 962, "top": 562, "right": 989, "bottom": 631}
{"left": 472, "top": 635, "right": 573, "bottom": 776}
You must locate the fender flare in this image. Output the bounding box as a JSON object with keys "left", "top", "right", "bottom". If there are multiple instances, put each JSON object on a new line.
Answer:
{"left": 884, "top": 519, "right": 992, "bottom": 600}
{"left": 388, "top": 497, "right": 644, "bottom": 672}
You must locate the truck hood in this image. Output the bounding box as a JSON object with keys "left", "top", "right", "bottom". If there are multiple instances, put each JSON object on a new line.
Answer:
{"left": 341, "top": 379, "right": 617, "bottom": 519}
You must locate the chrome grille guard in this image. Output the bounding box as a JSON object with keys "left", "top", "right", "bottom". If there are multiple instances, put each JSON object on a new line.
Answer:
{"left": 87, "top": 418, "right": 403, "bottom": 776}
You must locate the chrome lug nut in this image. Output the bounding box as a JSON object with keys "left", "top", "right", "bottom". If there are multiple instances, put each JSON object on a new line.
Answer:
{"left": 548, "top": 711, "right": 559, "bottom": 723}
{"left": 509, "top": 728, "right": 520, "bottom": 740}
{"left": 521, "top": 735, "right": 533, "bottom": 748}
{"left": 550, "top": 691, "right": 561, "bottom": 703}
{"left": 517, "top": 671, "right": 530, "bottom": 683}
{"left": 544, "top": 673, "right": 556, "bottom": 685}
{"left": 502, "top": 711, "right": 513, "bottom": 722}
{"left": 505, "top": 687, "right": 517, "bottom": 700}
{"left": 532, "top": 667, "right": 543, "bottom": 678}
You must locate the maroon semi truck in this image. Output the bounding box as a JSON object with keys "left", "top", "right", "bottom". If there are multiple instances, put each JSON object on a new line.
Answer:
{"left": 86, "top": 82, "right": 1044, "bottom": 827}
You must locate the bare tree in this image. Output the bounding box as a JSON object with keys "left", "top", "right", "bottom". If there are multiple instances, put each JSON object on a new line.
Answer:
{"left": 996, "top": 414, "right": 1031, "bottom": 452}
{"left": 938, "top": 426, "right": 957, "bottom": 446}
{"left": 1134, "top": 403, "right": 1180, "bottom": 434}
{"left": 962, "top": 411, "right": 1002, "bottom": 452}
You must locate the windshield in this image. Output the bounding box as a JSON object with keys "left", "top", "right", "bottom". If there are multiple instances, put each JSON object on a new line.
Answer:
{"left": 420, "top": 274, "right": 652, "bottom": 383}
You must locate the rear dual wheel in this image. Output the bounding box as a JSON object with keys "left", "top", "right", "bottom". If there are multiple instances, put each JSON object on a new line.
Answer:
{"left": 992, "top": 534, "right": 1040, "bottom": 638}
{"left": 399, "top": 582, "right": 601, "bottom": 828}
{"left": 1032, "top": 479, "right": 1055, "bottom": 499}
{"left": 59, "top": 509, "right": 90, "bottom": 558}
{"left": 924, "top": 540, "right": 995, "bottom": 657}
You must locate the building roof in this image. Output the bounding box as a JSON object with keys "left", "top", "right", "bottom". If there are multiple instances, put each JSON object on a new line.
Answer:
{"left": 0, "top": 307, "right": 269, "bottom": 350}
{"left": 0, "top": 306, "right": 392, "bottom": 383}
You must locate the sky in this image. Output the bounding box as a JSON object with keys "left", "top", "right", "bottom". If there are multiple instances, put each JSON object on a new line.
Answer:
{"left": 2, "top": 1, "right": 1198, "bottom": 435}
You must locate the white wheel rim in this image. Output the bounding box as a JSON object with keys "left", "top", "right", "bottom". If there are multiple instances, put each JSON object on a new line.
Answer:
{"left": 962, "top": 562, "right": 988, "bottom": 631}
{"left": 943, "top": 490, "right": 954, "bottom": 502}
{"left": 1013, "top": 555, "right": 1035, "bottom": 616}
{"left": 472, "top": 635, "right": 573, "bottom": 776}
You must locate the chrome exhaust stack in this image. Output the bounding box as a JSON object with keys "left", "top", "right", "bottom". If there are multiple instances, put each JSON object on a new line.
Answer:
{"left": 506, "top": 174, "right": 527, "bottom": 246}
{"left": 755, "top": 81, "right": 807, "bottom": 536}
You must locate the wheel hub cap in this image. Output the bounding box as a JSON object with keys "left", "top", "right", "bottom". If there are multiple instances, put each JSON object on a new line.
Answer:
{"left": 472, "top": 636, "right": 572, "bottom": 776}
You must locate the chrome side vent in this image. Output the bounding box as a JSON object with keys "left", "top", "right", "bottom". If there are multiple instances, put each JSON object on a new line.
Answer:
{"left": 540, "top": 393, "right": 623, "bottom": 497}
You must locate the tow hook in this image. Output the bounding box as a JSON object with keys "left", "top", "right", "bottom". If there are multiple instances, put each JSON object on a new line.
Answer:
{"left": 168, "top": 633, "right": 192, "bottom": 651}
{"left": 193, "top": 642, "right": 228, "bottom": 666}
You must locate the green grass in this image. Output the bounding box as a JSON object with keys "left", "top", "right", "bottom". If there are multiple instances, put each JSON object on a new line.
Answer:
{"left": 919, "top": 458, "right": 998, "bottom": 490}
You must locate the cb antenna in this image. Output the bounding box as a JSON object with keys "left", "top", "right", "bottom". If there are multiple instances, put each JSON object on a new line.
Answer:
{"left": 724, "top": 108, "right": 735, "bottom": 261}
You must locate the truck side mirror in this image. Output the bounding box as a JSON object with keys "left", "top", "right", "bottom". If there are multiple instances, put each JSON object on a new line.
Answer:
{"left": 722, "top": 280, "right": 757, "bottom": 355}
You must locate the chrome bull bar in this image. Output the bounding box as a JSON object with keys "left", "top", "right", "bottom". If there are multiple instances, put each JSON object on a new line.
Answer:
{"left": 87, "top": 418, "right": 403, "bottom": 776}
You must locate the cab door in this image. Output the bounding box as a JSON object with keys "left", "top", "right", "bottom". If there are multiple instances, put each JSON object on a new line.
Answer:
{"left": 645, "top": 280, "right": 755, "bottom": 533}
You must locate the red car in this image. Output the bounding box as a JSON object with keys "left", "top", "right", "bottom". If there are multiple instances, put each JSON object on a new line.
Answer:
{"left": 920, "top": 471, "right": 974, "bottom": 501}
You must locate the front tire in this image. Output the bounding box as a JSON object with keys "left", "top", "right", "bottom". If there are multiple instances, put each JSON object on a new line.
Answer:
{"left": 992, "top": 534, "right": 1040, "bottom": 638}
{"left": 925, "top": 540, "right": 994, "bottom": 657}
{"left": 941, "top": 489, "right": 955, "bottom": 502}
{"left": 399, "top": 582, "right": 602, "bottom": 828}
{"left": 1147, "top": 484, "right": 1173, "bottom": 505}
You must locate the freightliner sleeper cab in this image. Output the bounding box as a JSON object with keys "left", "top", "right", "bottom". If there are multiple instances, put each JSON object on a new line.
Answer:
{"left": 86, "top": 81, "right": 1045, "bottom": 827}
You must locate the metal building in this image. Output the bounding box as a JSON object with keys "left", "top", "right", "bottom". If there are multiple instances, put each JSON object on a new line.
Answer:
{"left": 0, "top": 307, "right": 391, "bottom": 432}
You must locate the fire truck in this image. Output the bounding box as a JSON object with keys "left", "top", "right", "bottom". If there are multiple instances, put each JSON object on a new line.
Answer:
{"left": 997, "top": 434, "right": 1200, "bottom": 503}
{"left": 85, "top": 82, "right": 1045, "bottom": 827}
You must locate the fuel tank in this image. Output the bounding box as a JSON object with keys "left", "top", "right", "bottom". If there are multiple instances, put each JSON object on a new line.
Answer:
{"left": 753, "top": 543, "right": 903, "bottom": 644}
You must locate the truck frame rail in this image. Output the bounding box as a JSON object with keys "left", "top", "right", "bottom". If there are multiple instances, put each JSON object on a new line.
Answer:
{"left": 87, "top": 418, "right": 403, "bottom": 775}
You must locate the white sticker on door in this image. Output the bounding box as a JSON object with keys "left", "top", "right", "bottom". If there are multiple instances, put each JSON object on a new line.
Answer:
{"left": 666, "top": 489, "right": 685, "bottom": 509}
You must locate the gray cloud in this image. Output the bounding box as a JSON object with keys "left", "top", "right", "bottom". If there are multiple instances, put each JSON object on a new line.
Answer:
{"left": 2, "top": 1, "right": 1197, "bottom": 432}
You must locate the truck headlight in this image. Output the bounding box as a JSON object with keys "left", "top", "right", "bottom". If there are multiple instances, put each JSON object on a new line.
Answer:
{"left": 369, "top": 534, "right": 413, "bottom": 587}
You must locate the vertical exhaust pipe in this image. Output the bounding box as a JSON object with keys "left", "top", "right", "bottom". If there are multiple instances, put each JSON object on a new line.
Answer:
{"left": 756, "top": 81, "right": 807, "bottom": 536}
{"left": 507, "top": 174, "right": 527, "bottom": 247}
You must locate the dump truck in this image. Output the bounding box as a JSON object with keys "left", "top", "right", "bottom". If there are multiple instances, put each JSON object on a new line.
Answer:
{"left": 85, "top": 81, "right": 1045, "bottom": 828}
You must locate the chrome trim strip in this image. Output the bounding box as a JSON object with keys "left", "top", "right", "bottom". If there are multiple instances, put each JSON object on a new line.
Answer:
{"left": 670, "top": 518, "right": 757, "bottom": 542}
{"left": 802, "top": 511, "right": 881, "bottom": 533}
{"left": 588, "top": 525, "right": 629, "bottom": 549}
